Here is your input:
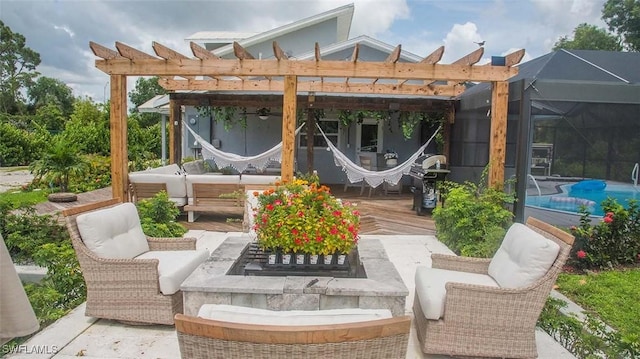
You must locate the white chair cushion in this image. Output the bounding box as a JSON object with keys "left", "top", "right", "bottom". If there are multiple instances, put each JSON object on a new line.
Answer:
{"left": 197, "top": 304, "right": 392, "bottom": 326}
{"left": 147, "top": 163, "right": 181, "bottom": 175}
{"left": 415, "top": 266, "right": 499, "bottom": 320}
{"left": 488, "top": 222, "right": 560, "bottom": 289}
{"left": 135, "top": 249, "right": 209, "bottom": 295}
{"left": 76, "top": 203, "right": 149, "bottom": 259}
{"left": 185, "top": 175, "right": 241, "bottom": 197}
{"left": 239, "top": 175, "right": 279, "bottom": 185}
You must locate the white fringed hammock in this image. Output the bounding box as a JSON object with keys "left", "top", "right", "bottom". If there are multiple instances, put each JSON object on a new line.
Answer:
{"left": 316, "top": 123, "right": 440, "bottom": 188}
{"left": 184, "top": 123, "right": 304, "bottom": 173}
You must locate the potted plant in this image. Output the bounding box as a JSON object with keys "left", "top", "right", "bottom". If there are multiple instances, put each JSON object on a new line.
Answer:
{"left": 384, "top": 150, "right": 398, "bottom": 167}
{"left": 251, "top": 178, "right": 360, "bottom": 266}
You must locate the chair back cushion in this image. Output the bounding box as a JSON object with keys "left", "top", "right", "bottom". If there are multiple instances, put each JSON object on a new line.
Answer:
{"left": 197, "top": 304, "right": 393, "bottom": 326}
{"left": 76, "top": 202, "right": 149, "bottom": 259}
{"left": 488, "top": 222, "right": 560, "bottom": 288}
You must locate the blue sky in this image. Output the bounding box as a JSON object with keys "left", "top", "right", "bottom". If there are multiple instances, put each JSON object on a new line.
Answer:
{"left": 1, "top": 0, "right": 607, "bottom": 102}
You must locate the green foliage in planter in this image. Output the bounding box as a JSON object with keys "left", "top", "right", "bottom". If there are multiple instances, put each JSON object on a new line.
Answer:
{"left": 29, "top": 136, "right": 90, "bottom": 192}
{"left": 136, "top": 191, "right": 187, "bottom": 238}
{"left": 432, "top": 175, "right": 514, "bottom": 257}
{"left": 1, "top": 206, "right": 86, "bottom": 326}
{"left": 537, "top": 297, "right": 640, "bottom": 358}
{"left": 569, "top": 198, "right": 640, "bottom": 270}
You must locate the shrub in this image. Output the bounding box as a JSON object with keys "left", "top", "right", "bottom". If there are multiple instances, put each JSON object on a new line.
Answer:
{"left": 136, "top": 191, "right": 187, "bottom": 237}
{"left": 569, "top": 198, "right": 640, "bottom": 270}
{"left": 432, "top": 178, "right": 514, "bottom": 258}
{"left": 1, "top": 206, "right": 86, "bottom": 326}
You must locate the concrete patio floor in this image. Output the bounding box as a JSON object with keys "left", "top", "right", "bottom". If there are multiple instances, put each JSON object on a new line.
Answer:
{"left": 6, "top": 231, "right": 576, "bottom": 359}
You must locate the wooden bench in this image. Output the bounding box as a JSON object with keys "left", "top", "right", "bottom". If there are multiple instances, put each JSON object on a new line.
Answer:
{"left": 130, "top": 182, "right": 168, "bottom": 203}
{"left": 183, "top": 183, "right": 244, "bottom": 222}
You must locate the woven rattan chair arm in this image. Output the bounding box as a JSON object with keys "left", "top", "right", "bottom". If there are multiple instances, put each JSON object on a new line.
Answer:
{"left": 431, "top": 254, "right": 491, "bottom": 274}
{"left": 147, "top": 236, "right": 197, "bottom": 251}
{"left": 443, "top": 282, "right": 546, "bottom": 325}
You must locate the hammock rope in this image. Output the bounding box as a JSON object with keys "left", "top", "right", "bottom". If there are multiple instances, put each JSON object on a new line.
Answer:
{"left": 184, "top": 123, "right": 305, "bottom": 173}
{"left": 316, "top": 123, "right": 440, "bottom": 188}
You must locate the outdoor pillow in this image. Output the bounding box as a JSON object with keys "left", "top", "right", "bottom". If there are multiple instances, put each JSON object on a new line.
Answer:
{"left": 414, "top": 266, "right": 499, "bottom": 320}
{"left": 135, "top": 249, "right": 209, "bottom": 295}
{"left": 488, "top": 222, "right": 560, "bottom": 288}
{"left": 76, "top": 202, "right": 149, "bottom": 259}
{"left": 197, "top": 304, "right": 393, "bottom": 326}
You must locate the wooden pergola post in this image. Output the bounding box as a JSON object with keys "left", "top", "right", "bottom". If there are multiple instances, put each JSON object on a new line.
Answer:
{"left": 489, "top": 81, "right": 509, "bottom": 188}
{"left": 109, "top": 75, "right": 128, "bottom": 200}
{"left": 169, "top": 99, "right": 182, "bottom": 164}
{"left": 281, "top": 75, "right": 297, "bottom": 182}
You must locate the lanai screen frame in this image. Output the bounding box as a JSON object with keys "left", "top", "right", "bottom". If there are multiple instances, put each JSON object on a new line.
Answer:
{"left": 89, "top": 40, "right": 523, "bottom": 201}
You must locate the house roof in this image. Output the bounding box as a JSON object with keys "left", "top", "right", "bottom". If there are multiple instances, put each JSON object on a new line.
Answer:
{"left": 138, "top": 95, "right": 169, "bottom": 114}
{"left": 210, "top": 3, "right": 354, "bottom": 57}
{"left": 296, "top": 35, "right": 423, "bottom": 63}
{"left": 459, "top": 49, "right": 640, "bottom": 100}
{"left": 185, "top": 31, "right": 258, "bottom": 43}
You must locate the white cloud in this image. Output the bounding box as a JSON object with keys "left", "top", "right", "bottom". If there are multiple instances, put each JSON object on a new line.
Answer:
{"left": 349, "top": 0, "right": 410, "bottom": 36}
{"left": 442, "top": 22, "right": 483, "bottom": 63}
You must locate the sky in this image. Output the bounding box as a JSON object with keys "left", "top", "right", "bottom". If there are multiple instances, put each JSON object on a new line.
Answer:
{"left": 1, "top": 0, "right": 608, "bottom": 103}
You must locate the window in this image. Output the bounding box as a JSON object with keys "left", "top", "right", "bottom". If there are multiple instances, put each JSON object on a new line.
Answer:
{"left": 299, "top": 119, "right": 339, "bottom": 148}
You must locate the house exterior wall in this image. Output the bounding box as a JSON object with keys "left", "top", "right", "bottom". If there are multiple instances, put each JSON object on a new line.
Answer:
{"left": 219, "top": 19, "right": 338, "bottom": 59}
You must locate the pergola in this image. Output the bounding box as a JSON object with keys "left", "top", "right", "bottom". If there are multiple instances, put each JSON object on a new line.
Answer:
{"left": 90, "top": 40, "right": 524, "bottom": 201}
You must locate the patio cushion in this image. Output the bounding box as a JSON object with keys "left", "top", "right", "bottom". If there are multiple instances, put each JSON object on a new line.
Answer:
{"left": 488, "top": 222, "right": 560, "bottom": 289}
{"left": 415, "top": 266, "right": 499, "bottom": 320}
{"left": 136, "top": 249, "right": 209, "bottom": 295}
{"left": 239, "top": 175, "right": 279, "bottom": 185}
{"left": 197, "top": 304, "right": 393, "bottom": 325}
{"left": 76, "top": 202, "right": 149, "bottom": 259}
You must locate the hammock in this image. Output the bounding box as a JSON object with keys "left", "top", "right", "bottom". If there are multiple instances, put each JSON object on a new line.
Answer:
{"left": 316, "top": 123, "right": 440, "bottom": 188}
{"left": 184, "top": 123, "right": 304, "bottom": 173}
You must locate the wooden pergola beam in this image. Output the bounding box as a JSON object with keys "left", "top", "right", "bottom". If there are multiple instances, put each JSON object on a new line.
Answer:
{"left": 158, "top": 78, "right": 463, "bottom": 96}
{"left": 233, "top": 41, "right": 255, "bottom": 60}
{"left": 314, "top": 42, "right": 322, "bottom": 61}
{"left": 89, "top": 41, "right": 122, "bottom": 59}
{"left": 420, "top": 46, "right": 445, "bottom": 64}
{"left": 272, "top": 41, "right": 288, "bottom": 60}
{"left": 95, "top": 58, "right": 517, "bottom": 82}
{"left": 115, "top": 42, "right": 157, "bottom": 60}
{"left": 190, "top": 41, "right": 220, "bottom": 60}
{"left": 385, "top": 45, "right": 401, "bottom": 63}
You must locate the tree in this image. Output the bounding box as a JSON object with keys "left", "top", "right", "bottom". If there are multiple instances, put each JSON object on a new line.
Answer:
{"left": 602, "top": 0, "right": 640, "bottom": 51}
{"left": 30, "top": 136, "right": 89, "bottom": 192}
{"left": 129, "top": 76, "right": 166, "bottom": 127}
{"left": 0, "top": 21, "right": 41, "bottom": 114}
{"left": 28, "top": 76, "right": 75, "bottom": 118}
{"left": 553, "top": 23, "right": 622, "bottom": 51}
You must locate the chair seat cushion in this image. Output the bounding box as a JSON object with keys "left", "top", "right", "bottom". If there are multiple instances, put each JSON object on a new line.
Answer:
{"left": 76, "top": 202, "right": 149, "bottom": 259}
{"left": 488, "top": 222, "right": 560, "bottom": 289}
{"left": 135, "top": 249, "right": 209, "bottom": 295}
{"left": 197, "top": 304, "right": 393, "bottom": 325}
{"left": 415, "top": 266, "right": 499, "bottom": 320}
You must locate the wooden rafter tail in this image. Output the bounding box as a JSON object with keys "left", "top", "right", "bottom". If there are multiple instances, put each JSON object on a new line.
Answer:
{"left": 350, "top": 43, "right": 360, "bottom": 62}
{"left": 420, "top": 46, "right": 445, "bottom": 64}
{"left": 384, "top": 45, "right": 401, "bottom": 63}
{"left": 153, "top": 41, "right": 189, "bottom": 60}
{"left": 503, "top": 49, "right": 525, "bottom": 66}
{"left": 314, "top": 42, "right": 322, "bottom": 61}
{"left": 89, "top": 41, "right": 120, "bottom": 60}
{"left": 453, "top": 47, "right": 484, "bottom": 66}
{"left": 115, "top": 41, "right": 157, "bottom": 60}
{"left": 272, "top": 41, "right": 288, "bottom": 60}
{"left": 233, "top": 41, "right": 255, "bottom": 60}
{"left": 190, "top": 42, "right": 220, "bottom": 60}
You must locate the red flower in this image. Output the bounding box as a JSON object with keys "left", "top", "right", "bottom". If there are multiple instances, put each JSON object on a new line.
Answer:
{"left": 603, "top": 216, "right": 613, "bottom": 224}
{"left": 266, "top": 204, "right": 274, "bottom": 211}
{"left": 576, "top": 250, "right": 587, "bottom": 259}
{"left": 606, "top": 212, "right": 614, "bottom": 218}
{"left": 275, "top": 199, "right": 282, "bottom": 205}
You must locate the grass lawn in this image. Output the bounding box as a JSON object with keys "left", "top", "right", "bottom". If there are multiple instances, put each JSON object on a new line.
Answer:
{"left": 556, "top": 268, "right": 640, "bottom": 340}
{"left": 0, "top": 189, "right": 49, "bottom": 208}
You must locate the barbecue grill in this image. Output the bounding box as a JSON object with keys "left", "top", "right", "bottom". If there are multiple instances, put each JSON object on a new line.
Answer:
{"left": 409, "top": 154, "right": 450, "bottom": 215}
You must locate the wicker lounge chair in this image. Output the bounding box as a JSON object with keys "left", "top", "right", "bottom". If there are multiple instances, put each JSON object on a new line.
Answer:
{"left": 413, "top": 217, "right": 574, "bottom": 358}
{"left": 63, "top": 198, "right": 209, "bottom": 325}
{"left": 175, "top": 305, "right": 411, "bottom": 358}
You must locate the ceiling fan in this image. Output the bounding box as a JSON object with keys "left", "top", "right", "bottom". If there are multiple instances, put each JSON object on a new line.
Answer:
{"left": 243, "top": 107, "right": 283, "bottom": 120}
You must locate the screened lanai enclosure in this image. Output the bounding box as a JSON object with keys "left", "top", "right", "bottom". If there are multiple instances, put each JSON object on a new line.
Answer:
{"left": 454, "top": 50, "right": 640, "bottom": 221}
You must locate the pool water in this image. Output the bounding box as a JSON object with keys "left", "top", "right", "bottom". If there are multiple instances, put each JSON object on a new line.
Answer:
{"left": 526, "top": 183, "right": 640, "bottom": 216}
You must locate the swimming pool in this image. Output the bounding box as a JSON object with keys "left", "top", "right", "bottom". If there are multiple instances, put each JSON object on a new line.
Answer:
{"left": 526, "top": 182, "right": 640, "bottom": 216}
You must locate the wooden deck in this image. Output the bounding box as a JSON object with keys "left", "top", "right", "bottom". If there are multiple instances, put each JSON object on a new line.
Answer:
{"left": 35, "top": 185, "right": 436, "bottom": 235}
